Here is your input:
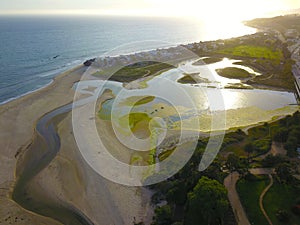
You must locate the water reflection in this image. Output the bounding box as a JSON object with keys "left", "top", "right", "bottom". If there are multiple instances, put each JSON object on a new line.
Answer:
{"left": 77, "top": 59, "right": 298, "bottom": 132}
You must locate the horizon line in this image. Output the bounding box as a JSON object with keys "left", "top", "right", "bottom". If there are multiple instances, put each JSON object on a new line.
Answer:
{"left": 1, "top": 8, "right": 298, "bottom": 18}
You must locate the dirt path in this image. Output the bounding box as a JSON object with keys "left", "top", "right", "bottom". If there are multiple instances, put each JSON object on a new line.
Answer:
{"left": 270, "top": 142, "right": 286, "bottom": 156}
{"left": 259, "top": 174, "right": 274, "bottom": 225}
{"left": 224, "top": 172, "right": 251, "bottom": 225}
{"left": 249, "top": 168, "right": 275, "bottom": 175}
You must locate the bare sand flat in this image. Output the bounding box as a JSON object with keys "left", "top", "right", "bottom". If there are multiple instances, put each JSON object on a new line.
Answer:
{"left": 0, "top": 66, "right": 85, "bottom": 224}
{"left": 0, "top": 65, "right": 153, "bottom": 224}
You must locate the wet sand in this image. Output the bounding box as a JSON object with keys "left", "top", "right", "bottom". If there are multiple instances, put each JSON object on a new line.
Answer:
{"left": 0, "top": 65, "right": 153, "bottom": 224}
{"left": 0, "top": 65, "right": 85, "bottom": 224}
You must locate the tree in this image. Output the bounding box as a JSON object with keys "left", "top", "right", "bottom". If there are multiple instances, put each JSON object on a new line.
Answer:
{"left": 185, "top": 177, "right": 229, "bottom": 225}
{"left": 152, "top": 205, "right": 172, "bottom": 225}
{"left": 276, "top": 163, "right": 293, "bottom": 184}
{"left": 272, "top": 128, "right": 289, "bottom": 143}
{"left": 276, "top": 209, "right": 289, "bottom": 222}
{"left": 244, "top": 143, "right": 254, "bottom": 165}
{"left": 225, "top": 153, "right": 240, "bottom": 173}
{"left": 284, "top": 136, "right": 298, "bottom": 157}
{"left": 262, "top": 155, "right": 288, "bottom": 167}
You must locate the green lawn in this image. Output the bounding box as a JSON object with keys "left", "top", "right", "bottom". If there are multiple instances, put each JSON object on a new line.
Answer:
{"left": 264, "top": 181, "right": 300, "bottom": 225}
{"left": 237, "top": 175, "right": 269, "bottom": 225}
{"left": 217, "top": 45, "right": 283, "bottom": 63}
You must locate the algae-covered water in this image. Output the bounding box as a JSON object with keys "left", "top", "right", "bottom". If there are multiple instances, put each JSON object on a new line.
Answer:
{"left": 95, "top": 58, "right": 298, "bottom": 133}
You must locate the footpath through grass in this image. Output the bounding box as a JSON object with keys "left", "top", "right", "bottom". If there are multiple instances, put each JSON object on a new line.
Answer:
{"left": 237, "top": 175, "right": 269, "bottom": 225}
{"left": 264, "top": 181, "right": 300, "bottom": 225}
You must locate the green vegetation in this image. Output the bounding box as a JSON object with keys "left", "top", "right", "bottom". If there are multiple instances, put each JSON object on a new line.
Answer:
{"left": 235, "top": 111, "right": 300, "bottom": 225}
{"left": 271, "top": 111, "right": 300, "bottom": 157}
{"left": 149, "top": 139, "right": 235, "bottom": 225}
{"left": 119, "top": 95, "right": 155, "bottom": 106}
{"left": 127, "top": 112, "right": 151, "bottom": 131}
{"left": 225, "top": 153, "right": 240, "bottom": 173}
{"left": 177, "top": 74, "right": 198, "bottom": 84}
{"left": 193, "top": 57, "right": 223, "bottom": 65}
{"left": 203, "top": 57, "right": 223, "bottom": 64}
{"left": 177, "top": 74, "right": 209, "bottom": 84}
{"left": 216, "top": 67, "right": 252, "bottom": 79}
{"left": 192, "top": 31, "right": 296, "bottom": 90}
{"left": 135, "top": 96, "right": 155, "bottom": 106}
{"left": 246, "top": 15, "right": 300, "bottom": 34}
{"left": 220, "top": 126, "right": 271, "bottom": 158}
{"left": 237, "top": 175, "right": 269, "bottom": 225}
{"left": 220, "top": 111, "right": 300, "bottom": 162}
{"left": 185, "top": 177, "right": 229, "bottom": 225}
{"left": 148, "top": 111, "right": 300, "bottom": 225}
{"left": 217, "top": 45, "right": 283, "bottom": 63}
{"left": 94, "top": 61, "right": 174, "bottom": 82}
{"left": 264, "top": 181, "right": 300, "bottom": 225}
{"left": 152, "top": 205, "right": 172, "bottom": 225}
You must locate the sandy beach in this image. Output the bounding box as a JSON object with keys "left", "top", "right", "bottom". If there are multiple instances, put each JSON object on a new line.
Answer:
{"left": 0, "top": 65, "right": 153, "bottom": 224}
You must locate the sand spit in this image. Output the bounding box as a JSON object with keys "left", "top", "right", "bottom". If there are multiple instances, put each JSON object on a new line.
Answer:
{"left": 0, "top": 65, "right": 153, "bottom": 224}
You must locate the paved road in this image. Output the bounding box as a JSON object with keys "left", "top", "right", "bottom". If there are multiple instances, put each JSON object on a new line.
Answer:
{"left": 224, "top": 172, "right": 251, "bottom": 225}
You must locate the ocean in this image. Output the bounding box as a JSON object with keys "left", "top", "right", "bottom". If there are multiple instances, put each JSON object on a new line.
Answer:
{"left": 0, "top": 16, "right": 255, "bottom": 104}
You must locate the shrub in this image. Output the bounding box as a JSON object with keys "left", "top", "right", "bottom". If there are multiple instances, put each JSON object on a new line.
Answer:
{"left": 276, "top": 209, "right": 290, "bottom": 222}
{"left": 292, "top": 205, "right": 300, "bottom": 216}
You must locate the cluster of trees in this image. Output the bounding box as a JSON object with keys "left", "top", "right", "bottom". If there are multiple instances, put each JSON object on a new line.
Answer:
{"left": 149, "top": 140, "right": 233, "bottom": 225}
{"left": 151, "top": 177, "right": 229, "bottom": 225}
{"left": 149, "top": 111, "right": 300, "bottom": 225}
{"left": 272, "top": 111, "right": 300, "bottom": 157}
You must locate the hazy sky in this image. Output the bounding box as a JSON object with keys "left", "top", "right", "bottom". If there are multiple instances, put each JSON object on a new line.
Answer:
{"left": 1, "top": 0, "right": 300, "bottom": 19}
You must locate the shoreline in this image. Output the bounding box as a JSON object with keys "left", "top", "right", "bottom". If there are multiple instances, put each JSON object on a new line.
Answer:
{"left": 0, "top": 65, "right": 87, "bottom": 224}
{"left": 0, "top": 22, "right": 298, "bottom": 224}
{"left": 0, "top": 65, "right": 83, "bottom": 107}
{"left": 0, "top": 62, "right": 154, "bottom": 224}
{"left": 0, "top": 23, "right": 257, "bottom": 107}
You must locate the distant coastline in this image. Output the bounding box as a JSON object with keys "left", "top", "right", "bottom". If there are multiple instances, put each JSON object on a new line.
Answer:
{"left": 1, "top": 14, "right": 299, "bottom": 225}
{"left": 0, "top": 16, "right": 255, "bottom": 105}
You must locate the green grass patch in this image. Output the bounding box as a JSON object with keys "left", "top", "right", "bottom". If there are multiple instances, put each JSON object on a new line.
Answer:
{"left": 264, "top": 181, "right": 300, "bottom": 225}
{"left": 237, "top": 175, "right": 269, "bottom": 225}
{"left": 216, "top": 67, "right": 252, "bottom": 79}
{"left": 177, "top": 73, "right": 209, "bottom": 84}
{"left": 193, "top": 57, "right": 223, "bottom": 65}
{"left": 127, "top": 112, "right": 151, "bottom": 128}
{"left": 94, "top": 61, "right": 174, "bottom": 82}
{"left": 119, "top": 95, "right": 155, "bottom": 107}
{"left": 217, "top": 45, "right": 283, "bottom": 63}
{"left": 178, "top": 74, "right": 198, "bottom": 84}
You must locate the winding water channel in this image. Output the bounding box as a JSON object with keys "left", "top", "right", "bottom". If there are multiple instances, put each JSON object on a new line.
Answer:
{"left": 12, "top": 102, "right": 95, "bottom": 225}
